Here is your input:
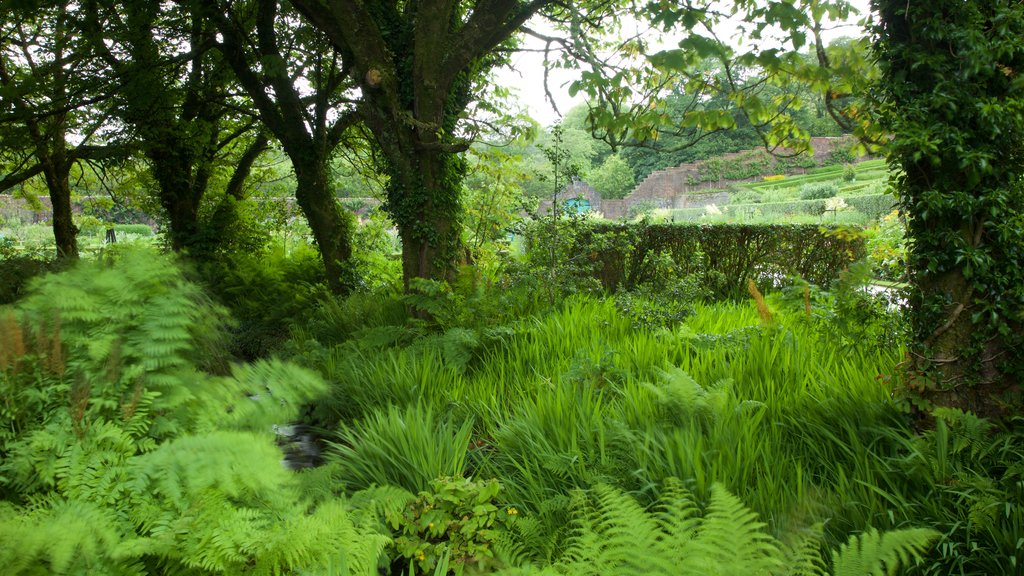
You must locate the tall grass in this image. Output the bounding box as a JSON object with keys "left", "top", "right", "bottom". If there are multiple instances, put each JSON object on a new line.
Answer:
{"left": 299, "top": 290, "right": 1020, "bottom": 574}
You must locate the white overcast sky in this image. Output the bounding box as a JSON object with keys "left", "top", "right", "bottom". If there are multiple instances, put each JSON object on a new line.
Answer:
{"left": 497, "top": 0, "right": 873, "bottom": 127}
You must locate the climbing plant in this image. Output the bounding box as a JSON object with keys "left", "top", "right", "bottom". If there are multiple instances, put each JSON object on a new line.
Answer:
{"left": 870, "top": 0, "right": 1024, "bottom": 418}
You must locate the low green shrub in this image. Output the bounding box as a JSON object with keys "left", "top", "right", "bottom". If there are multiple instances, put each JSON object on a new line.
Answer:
{"left": 540, "top": 221, "right": 865, "bottom": 299}
{"left": 845, "top": 193, "right": 897, "bottom": 220}
{"left": 382, "top": 476, "right": 516, "bottom": 574}
{"left": 799, "top": 181, "right": 840, "bottom": 200}
{"left": 728, "top": 189, "right": 764, "bottom": 204}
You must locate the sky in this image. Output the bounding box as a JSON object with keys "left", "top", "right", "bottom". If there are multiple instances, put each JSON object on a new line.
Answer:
{"left": 496, "top": 1, "right": 873, "bottom": 127}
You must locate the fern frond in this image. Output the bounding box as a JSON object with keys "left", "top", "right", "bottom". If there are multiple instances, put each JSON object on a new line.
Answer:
{"left": 0, "top": 498, "right": 143, "bottom": 576}
{"left": 680, "top": 483, "right": 783, "bottom": 574}
{"left": 557, "top": 485, "right": 683, "bottom": 576}
{"left": 832, "top": 527, "right": 939, "bottom": 576}
{"left": 782, "top": 523, "right": 829, "bottom": 576}
{"left": 187, "top": 359, "right": 328, "bottom": 434}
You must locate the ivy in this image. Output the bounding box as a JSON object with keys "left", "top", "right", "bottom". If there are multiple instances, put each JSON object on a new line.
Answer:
{"left": 871, "top": 0, "right": 1024, "bottom": 416}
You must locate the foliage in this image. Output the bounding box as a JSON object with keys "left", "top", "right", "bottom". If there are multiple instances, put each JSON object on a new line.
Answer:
{"left": 202, "top": 243, "right": 328, "bottom": 359}
{"left": 534, "top": 221, "right": 865, "bottom": 300}
{"left": 871, "top": 0, "right": 1024, "bottom": 416}
{"left": 352, "top": 210, "right": 402, "bottom": 292}
{"left": 493, "top": 481, "right": 936, "bottom": 576}
{"left": 0, "top": 247, "right": 388, "bottom": 574}
{"left": 585, "top": 154, "right": 635, "bottom": 200}
{"left": 383, "top": 476, "right": 516, "bottom": 575}
{"left": 0, "top": 247, "right": 59, "bottom": 305}
{"left": 800, "top": 182, "right": 840, "bottom": 201}
{"left": 864, "top": 211, "right": 907, "bottom": 282}
{"left": 328, "top": 404, "right": 473, "bottom": 494}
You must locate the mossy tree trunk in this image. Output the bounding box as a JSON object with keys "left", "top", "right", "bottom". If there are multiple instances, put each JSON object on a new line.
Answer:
{"left": 872, "top": 0, "right": 1024, "bottom": 419}
{"left": 290, "top": 0, "right": 546, "bottom": 287}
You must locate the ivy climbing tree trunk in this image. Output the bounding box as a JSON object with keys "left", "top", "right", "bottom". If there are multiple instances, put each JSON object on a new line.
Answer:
{"left": 872, "top": 0, "right": 1024, "bottom": 418}
{"left": 289, "top": 0, "right": 554, "bottom": 287}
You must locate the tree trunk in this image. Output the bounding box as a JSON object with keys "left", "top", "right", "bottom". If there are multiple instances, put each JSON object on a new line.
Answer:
{"left": 40, "top": 154, "right": 78, "bottom": 260}
{"left": 874, "top": 0, "right": 1024, "bottom": 420}
{"left": 292, "top": 155, "right": 354, "bottom": 294}
{"left": 150, "top": 159, "right": 202, "bottom": 253}
{"left": 385, "top": 148, "right": 465, "bottom": 288}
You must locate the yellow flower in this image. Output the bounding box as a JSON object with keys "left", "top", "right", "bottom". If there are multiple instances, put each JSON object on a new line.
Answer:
{"left": 416, "top": 551, "right": 426, "bottom": 561}
{"left": 507, "top": 507, "right": 518, "bottom": 516}
{"left": 428, "top": 522, "right": 434, "bottom": 530}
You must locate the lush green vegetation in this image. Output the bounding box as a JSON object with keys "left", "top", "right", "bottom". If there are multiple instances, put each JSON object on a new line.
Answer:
{"left": 2, "top": 0, "right": 1023, "bottom": 574}
{"left": 1, "top": 240, "right": 1020, "bottom": 574}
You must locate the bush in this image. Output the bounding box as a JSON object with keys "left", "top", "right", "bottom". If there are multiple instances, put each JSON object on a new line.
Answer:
{"left": 845, "top": 193, "right": 897, "bottom": 220}
{"left": 728, "top": 189, "right": 763, "bottom": 204}
{"left": 538, "top": 221, "right": 865, "bottom": 300}
{"left": 799, "top": 182, "right": 840, "bottom": 200}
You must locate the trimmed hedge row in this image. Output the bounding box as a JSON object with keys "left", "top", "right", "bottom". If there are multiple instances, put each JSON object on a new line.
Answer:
{"left": 845, "top": 194, "right": 897, "bottom": 219}
{"left": 667, "top": 193, "right": 895, "bottom": 222}
{"left": 569, "top": 222, "right": 866, "bottom": 299}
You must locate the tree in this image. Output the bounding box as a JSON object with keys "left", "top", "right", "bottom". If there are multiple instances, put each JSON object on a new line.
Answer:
{"left": 208, "top": 0, "right": 359, "bottom": 292}
{"left": 286, "top": 0, "right": 623, "bottom": 286}
{"left": 80, "top": 0, "right": 268, "bottom": 257}
{"left": 0, "top": 2, "right": 122, "bottom": 259}
{"left": 871, "top": 0, "right": 1024, "bottom": 418}
{"left": 586, "top": 153, "right": 634, "bottom": 199}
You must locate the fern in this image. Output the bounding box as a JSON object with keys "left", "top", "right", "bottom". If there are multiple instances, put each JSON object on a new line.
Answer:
{"left": 0, "top": 248, "right": 388, "bottom": 575}
{"left": 0, "top": 498, "right": 144, "bottom": 576}
{"left": 832, "top": 527, "right": 938, "bottom": 576}
{"left": 499, "top": 481, "right": 937, "bottom": 576}
{"left": 680, "top": 484, "right": 783, "bottom": 574}
{"left": 781, "top": 524, "right": 829, "bottom": 576}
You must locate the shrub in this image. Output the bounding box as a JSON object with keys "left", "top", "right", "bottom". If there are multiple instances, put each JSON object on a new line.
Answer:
{"left": 382, "top": 476, "right": 516, "bottom": 574}
{"left": 845, "top": 193, "right": 897, "bottom": 220}
{"left": 728, "top": 189, "right": 763, "bottom": 204}
{"left": 552, "top": 221, "right": 865, "bottom": 299}
{"left": 799, "top": 182, "right": 840, "bottom": 200}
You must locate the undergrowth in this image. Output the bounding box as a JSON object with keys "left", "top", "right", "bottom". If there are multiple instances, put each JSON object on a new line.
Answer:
{"left": 2, "top": 246, "right": 1019, "bottom": 575}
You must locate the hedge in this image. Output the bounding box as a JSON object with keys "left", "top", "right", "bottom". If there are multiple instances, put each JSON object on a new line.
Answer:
{"left": 566, "top": 222, "right": 866, "bottom": 299}
{"left": 844, "top": 194, "right": 897, "bottom": 219}
{"left": 112, "top": 224, "right": 155, "bottom": 237}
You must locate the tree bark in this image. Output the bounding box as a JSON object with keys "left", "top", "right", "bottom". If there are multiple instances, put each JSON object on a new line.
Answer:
{"left": 40, "top": 149, "right": 78, "bottom": 260}
{"left": 292, "top": 153, "right": 354, "bottom": 293}
{"left": 873, "top": 0, "right": 1024, "bottom": 420}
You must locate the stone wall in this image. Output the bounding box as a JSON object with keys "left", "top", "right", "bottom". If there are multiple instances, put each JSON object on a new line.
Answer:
{"left": 596, "top": 136, "right": 855, "bottom": 220}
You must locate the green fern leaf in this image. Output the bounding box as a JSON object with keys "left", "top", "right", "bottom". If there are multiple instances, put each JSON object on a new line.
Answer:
{"left": 832, "top": 527, "right": 939, "bottom": 576}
